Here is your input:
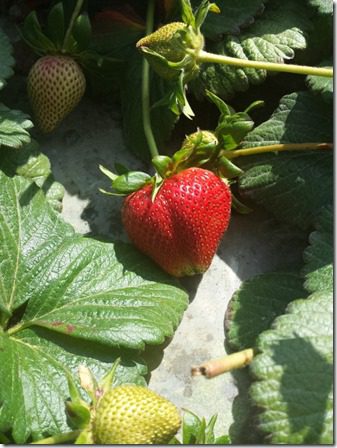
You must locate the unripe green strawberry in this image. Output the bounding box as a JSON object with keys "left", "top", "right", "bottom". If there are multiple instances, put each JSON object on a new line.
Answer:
{"left": 136, "top": 22, "right": 203, "bottom": 80}
{"left": 137, "top": 22, "right": 188, "bottom": 62}
{"left": 27, "top": 55, "right": 86, "bottom": 133}
{"left": 181, "top": 130, "right": 218, "bottom": 152}
{"left": 92, "top": 385, "right": 181, "bottom": 444}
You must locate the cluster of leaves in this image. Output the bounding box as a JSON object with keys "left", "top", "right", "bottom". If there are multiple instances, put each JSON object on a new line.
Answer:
{"left": 171, "top": 410, "right": 230, "bottom": 444}
{"left": 225, "top": 206, "right": 333, "bottom": 444}
{"left": 223, "top": 66, "right": 333, "bottom": 444}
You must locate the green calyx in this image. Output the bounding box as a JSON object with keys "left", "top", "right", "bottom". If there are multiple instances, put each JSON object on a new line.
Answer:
{"left": 21, "top": 2, "right": 90, "bottom": 56}
{"left": 21, "top": 1, "right": 119, "bottom": 72}
{"left": 65, "top": 360, "right": 121, "bottom": 444}
{"left": 99, "top": 165, "right": 153, "bottom": 196}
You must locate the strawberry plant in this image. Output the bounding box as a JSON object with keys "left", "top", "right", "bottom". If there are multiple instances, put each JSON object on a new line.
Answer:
{"left": 0, "top": 0, "right": 333, "bottom": 445}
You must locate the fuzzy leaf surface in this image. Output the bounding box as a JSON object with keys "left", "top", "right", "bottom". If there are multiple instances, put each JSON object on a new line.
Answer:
{"left": 238, "top": 92, "right": 333, "bottom": 229}
{"left": 0, "top": 104, "right": 33, "bottom": 149}
{"left": 306, "top": 59, "right": 333, "bottom": 103}
{"left": 229, "top": 368, "right": 262, "bottom": 444}
{"left": 191, "top": 0, "right": 266, "bottom": 38}
{"left": 0, "top": 173, "right": 188, "bottom": 347}
{"left": 225, "top": 272, "right": 306, "bottom": 351}
{"left": 0, "top": 27, "right": 14, "bottom": 90}
{"left": 302, "top": 205, "right": 333, "bottom": 294}
{"left": 250, "top": 292, "right": 333, "bottom": 443}
{"left": 192, "top": 0, "right": 312, "bottom": 99}
{"left": 307, "top": 0, "right": 333, "bottom": 14}
{"left": 0, "top": 140, "right": 64, "bottom": 211}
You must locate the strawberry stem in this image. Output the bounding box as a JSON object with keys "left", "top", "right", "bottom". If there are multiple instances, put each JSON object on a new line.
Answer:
{"left": 62, "top": 0, "right": 84, "bottom": 52}
{"left": 142, "top": 0, "right": 159, "bottom": 158}
{"left": 224, "top": 143, "right": 333, "bottom": 159}
{"left": 31, "top": 430, "right": 81, "bottom": 444}
{"left": 191, "top": 348, "right": 254, "bottom": 379}
{"left": 196, "top": 50, "right": 333, "bottom": 78}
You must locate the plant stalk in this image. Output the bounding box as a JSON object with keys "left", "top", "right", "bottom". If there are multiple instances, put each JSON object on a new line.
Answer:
{"left": 224, "top": 143, "right": 333, "bottom": 160}
{"left": 31, "top": 430, "right": 81, "bottom": 444}
{"left": 62, "top": 0, "right": 84, "bottom": 51}
{"left": 196, "top": 50, "right": 333, "bottom": 78}
{"left": 142, "top": 0, "right": 159, "bottom": 158}
{"left": 191, "top": 348, "right": 254, "bottom": 379}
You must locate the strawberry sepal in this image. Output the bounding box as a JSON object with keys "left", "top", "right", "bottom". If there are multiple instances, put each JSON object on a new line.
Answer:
{"left": 99, "top": 165, "right": 153, "bottom": 195}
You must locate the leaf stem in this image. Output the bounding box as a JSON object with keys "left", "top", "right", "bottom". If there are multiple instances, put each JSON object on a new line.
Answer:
{"left": 142, "top": 0, "right": 159, "bottom": 158}
{"left": 196, "top": 50, "right": 333, "bottom": 78}
{"left": 7, "top": 321, "right": 31, "bottom": 336}
{"left": 62, "top": 0, "right": 84, "bottom": 51}
{"left": 31, "top": 430, "right": 81, "bottom": 444}
{"left": 191, "top": 348, "right": 254, "bottom": 379}
{"left": 224, "top": 143, "right": 333, "bottom": 159}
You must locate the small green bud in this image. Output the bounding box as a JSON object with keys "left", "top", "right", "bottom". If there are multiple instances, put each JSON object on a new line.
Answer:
{"left": 181, "top": 130, "right": 218, "bottom": 153}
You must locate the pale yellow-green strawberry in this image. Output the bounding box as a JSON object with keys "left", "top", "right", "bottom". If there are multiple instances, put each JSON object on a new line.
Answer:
{"left": 137, "top": 22, "right": 188, "bottom": 63}
{"left": 136, "top": 22, "right": 203, "bottom": 80}
{"left": 27, "top": 55, "right": 86, "bottom": 133}
{"left": 92, "top": 384, "right": 181, "bottom": 444}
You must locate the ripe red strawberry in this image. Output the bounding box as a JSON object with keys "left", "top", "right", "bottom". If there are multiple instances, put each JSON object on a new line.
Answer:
{"left": 122, "top": 167, "right": 231, "bottom": 277}
{"left": 27, "top": 55, "right": 86, "bottom": 133}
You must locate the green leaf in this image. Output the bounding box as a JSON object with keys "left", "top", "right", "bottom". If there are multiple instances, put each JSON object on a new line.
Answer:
{"left": 250, "top": 292, "right": 333, "bottom": 444}
{"left": 0, "top": 173, "right": 188, "bottom": 347}
{"left": 121, "top": 50, "right": 178, "bottom": 161}
{"left": 182, "top": 411, "right": 203, "bottom": 444}
{"left": 0, "top": 329, "right": 146, "bottom": 443}
{"left": 306, "top": 59, "right": 333, "bottom": 103}
{"left": 46, "top": 2, "right": 65, "bottom": 48}
{"left": 302, "top": 205, "right": 333, "bottom": 294}
{"left": 0, "top": 103, "right": 33, "bottom": 149}
{"left": 307, "top": 0, "right": 333, "bottom": 14}
{"left": 0, "top": 27, "right": 15, "bottom": 90}
{"left": 0, "top": 140, "right": 64, "bottom": 211}
{"left": 238, "top": 92, "right": 333, "bottom": 229}
{"left": 22, "top": 11, "right": 56, "bottom": 54}
{"left": 241, "top": 91, "right": 332, "bottom": 146}
{"left": 239, "top": 151, "right": 332, "bottom": 230}
{"left": 192, "top": 0, "right": 312, "bottom": 99}
{"left": 181, "top": 0, "right": 196, "bottom": 28}
{"left": 192, "top": 0, "right": 267, "bottom": 38}
{"left": 225, "top": 272, "right": 307, "bottom": 351}
{"left": 229, "top": 368, "right": 262, "bottom": 444}
{"left": 72, "top": 14, "right": 92, "bottom": 52}
{"left": 178, "top": 410, "right": 229, "bottom": 444}
{"left": 112, "top": 171, "right": 152, "bottom": 194}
